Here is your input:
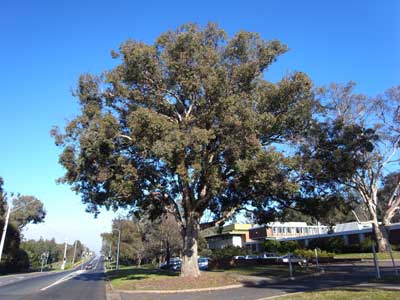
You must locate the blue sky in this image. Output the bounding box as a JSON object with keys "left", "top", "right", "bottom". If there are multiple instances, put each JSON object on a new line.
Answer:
{"left": 0, "top": 0, "right": 399, "bottom": 253}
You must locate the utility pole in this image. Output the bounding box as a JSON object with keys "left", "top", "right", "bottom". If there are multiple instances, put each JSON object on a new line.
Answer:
{"left": 40, "top": 252, "right": 47, "bottom": 272}
{"left": 0, "top": 204, "right": 11, "bottom": 263}
{"left": 116, "top": 224, "right": 121, "bottom": 270}
{"left": 61, "top": 239, "right": 68, "bottom": 270}
{"left": 1, "top": 196, "right": 35, "bottom": 263}
{"left": 72, "top": 240, "right": 78, "bottom": 265}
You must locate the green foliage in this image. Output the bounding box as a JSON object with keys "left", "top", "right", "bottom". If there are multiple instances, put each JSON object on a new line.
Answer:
{"left": 102, "top": 215, "right": 182, "bottom": 265}
{"left": 11, "top": 195, "right": 46, "bottom": 230}
{"left": 53, "top": 23, "right": 315, "bottom": 275}
{"left": 279, "top": 241, "right": 301, "bottom": 253}
{"left": 21, "top": 238, "right": 88, "bottom": 270}
{"left": 211, "top": 246, "right": 249, "bottom": 259}
{"left": 308, "top": 237, "right": 345, "bottom": 253}
{"left": 0, "top": 220, "right": 22, "bottom": 274}
{"left": 294, "top": 248, "right": 334, "bottom": 259}
{"left": 263, "top": 239, "right": 281, "bottom": 253}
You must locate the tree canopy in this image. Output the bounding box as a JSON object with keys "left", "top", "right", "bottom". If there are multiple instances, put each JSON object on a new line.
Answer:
{"left": 53, "top": 23, "right": 315, "bottom": 276}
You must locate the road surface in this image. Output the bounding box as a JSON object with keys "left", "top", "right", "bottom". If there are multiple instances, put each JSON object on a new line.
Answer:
{"left": 0, "top": 256, "right": 106, "bottom": 300}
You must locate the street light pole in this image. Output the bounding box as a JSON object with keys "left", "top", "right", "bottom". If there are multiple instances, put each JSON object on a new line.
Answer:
{"left": 61, "top": 239, "right": 68, "bottom": 270}
{"left": 116, "top": 228, "right": 121, "bottom": 270}
{"left": 0, "top": 196, "right": 35, "bottom": 263}
{"left": 72, "top": 240, "right": 78, "bottom": 265}
{"left": 0, "top": 204, "right": 12, "bottom": 263}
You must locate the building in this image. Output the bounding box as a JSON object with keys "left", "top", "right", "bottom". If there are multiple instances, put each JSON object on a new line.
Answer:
{"left": 202, "top": 221, "right": 400, "bottom": 252}
{"left": 246, "top": 222, "right": 328, "bottom": 252}
{"left": 203, "top": 224, "right": 252, "bottom": 249}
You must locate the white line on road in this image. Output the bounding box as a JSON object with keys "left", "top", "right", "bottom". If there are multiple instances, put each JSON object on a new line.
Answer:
{"left": 40, "top": 270, "right": 85, "bottom": 291}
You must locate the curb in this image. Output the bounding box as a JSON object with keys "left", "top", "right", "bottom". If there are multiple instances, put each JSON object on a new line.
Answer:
{"left": 104, "top": 269, "right": 122, "bottom": 300}
{"left": 116, "top": 283, "right": 245, "bottom": 294}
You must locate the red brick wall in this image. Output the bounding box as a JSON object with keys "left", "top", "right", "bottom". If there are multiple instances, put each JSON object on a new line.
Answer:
{"left": 249, "top": 227, "right": 267, "bottom": 239}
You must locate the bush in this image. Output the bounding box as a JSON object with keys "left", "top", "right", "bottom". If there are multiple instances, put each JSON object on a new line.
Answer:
{"left": 263, "top": 240, "right": 281, "bottom": 253}
{"left": 294, "top": 248, "right": 334, "bottom": 259}
{"left": 360, "top": 238, "right": 374, "bottom": 252}
{"left": 279, "top": 241, "right": 302, "bottom": 253}
{"left": 211, "top": 246, "right": 248, "bottom": 259}
{"left": 308, "top": 237, "right": 345, "bottom": 253}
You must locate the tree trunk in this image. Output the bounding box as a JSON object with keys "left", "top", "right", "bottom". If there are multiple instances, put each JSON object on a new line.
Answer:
{"left": 136, "top": 254, "right": 142, "bottom": 267}
{"left": 372, "top": 220, "right": 390, "bottom": 252}
{"left": 166, "top": 240, "right": 171, "bottom": 266}
{"left": 180, "top": 216, "right": 201, "bottom": 277}
{"left": 365, "top": 191, "right": 390, "bottom": 252}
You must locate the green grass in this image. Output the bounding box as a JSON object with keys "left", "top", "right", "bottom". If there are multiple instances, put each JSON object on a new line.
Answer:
{"left": 106, "top": 266, "right": 178, "bottom": 289}
{"left": 222, "top": 264, "right": 315, "bottom": 278}
{"left": 334, "top": 251, "right": 400, "bottom": 260}
{"left": 274, "top": 288, "right": 400, "bottom": 300}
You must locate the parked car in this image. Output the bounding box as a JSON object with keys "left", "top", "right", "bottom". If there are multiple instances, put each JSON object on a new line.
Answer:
{"left": 233, "top": 255, "right": 246, "bottom": 260}
{"left": 279, "top": 254, "right": 307, "bottom": 265}
{"left": 198, "top": 257, "right": 209, "bottom": 270}
{"left": 160, "top": 258, "right": 181, "bottom": 270}
{"left": 244, "top": 255, "right": 259, "bottom": 260}
{"left": 260, "top": 252, "right": 280, "bottom": 261}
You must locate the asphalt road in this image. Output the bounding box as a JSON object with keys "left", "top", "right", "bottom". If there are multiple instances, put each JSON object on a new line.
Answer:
{"left": 0, "top": 256, "right": 106, "bottom": 300}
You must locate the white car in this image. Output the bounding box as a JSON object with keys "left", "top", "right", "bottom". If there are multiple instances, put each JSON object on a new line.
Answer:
{"left": 233, "top": 255, "right": 246, "bottom": 260}
{"left": 279, "top": 254, "right": 307, "bottom": 265}
{"left": 244, "top": 255, "right": 259, "bottom": 260}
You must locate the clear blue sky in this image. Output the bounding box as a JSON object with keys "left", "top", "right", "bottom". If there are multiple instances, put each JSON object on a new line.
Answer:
{"left": 0, "top": 0, "right": 399, "bottom": 253}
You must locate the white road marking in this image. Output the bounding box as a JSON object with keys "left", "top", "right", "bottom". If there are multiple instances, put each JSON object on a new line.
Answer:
{"left": 94, "top": 258, "right": 100, "bottom": 269}
{"left": 40, "top": 270, "right": 85, "bottom": 291}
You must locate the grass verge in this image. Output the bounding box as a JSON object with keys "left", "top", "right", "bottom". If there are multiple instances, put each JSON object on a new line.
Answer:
{"left": 334, "top": 251, "right": 400, "bottom": 260}
{"left": 107, "top": 266, "right": 239, "bottom": 290}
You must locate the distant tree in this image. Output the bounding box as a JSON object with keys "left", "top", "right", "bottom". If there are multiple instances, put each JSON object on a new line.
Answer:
{"left": 53, "top": 23, "right": 314, "bottom": 277}
{"left": 298, "top": 82, "right": 400, "bottom": 252}
{"left": 0, "top": 177, "right": 5, "bottom": 216}
{"left": 11, "top": 196, "right": 46, "bottom": 230}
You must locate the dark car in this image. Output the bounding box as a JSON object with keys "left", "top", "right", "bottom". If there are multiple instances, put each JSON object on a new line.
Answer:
{"left": 85, "top": 263, "right": 93, "bottom": 270}
{"left": 160, "top": 258, "right": 181, "bottom": 270}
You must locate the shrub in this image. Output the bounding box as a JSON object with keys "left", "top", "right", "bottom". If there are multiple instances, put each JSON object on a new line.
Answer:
{"left": 360, "top": 238, "right": 374, "bottom": 252}
{"left": 211, "top": 246, "right": 248, "bottom": 259}
{"left": 294, "top": 248, "right": 334, "bottom": 259}
{"left": 279, "top": 241, "right": 302, "bottom": 253}
{"left": 263, "top": 240, "right": 281, "bottom": 253}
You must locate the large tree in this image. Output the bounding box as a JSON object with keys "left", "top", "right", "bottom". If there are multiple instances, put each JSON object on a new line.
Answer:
{"left": 53, "top": 23, "right": 314, "bottom": 277}
{"left": 298, "top": 82, "right": 400, "bottom": 251}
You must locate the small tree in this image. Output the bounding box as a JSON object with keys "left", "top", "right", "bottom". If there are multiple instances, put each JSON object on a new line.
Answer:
{"left": 53, "top": 23, "right": 314, "bottom": 277}
{"left": 11, "top": 196, "right": 46, "bottom": 230}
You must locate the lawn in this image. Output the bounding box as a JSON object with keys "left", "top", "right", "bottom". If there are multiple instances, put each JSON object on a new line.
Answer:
{"left": 107, "top": 266, "right": 177, "bottom": 289}
{"left": 224, "top": 264, "right": 315, "bottom": 278}
{"left": 334, "top": 251, "right": 400, "bottom": 260}
{"left": 274, "top": 288, "right": 400, "bottom": 300}
{"left": 106, "top": 266, "right": 239, "bottom": 290}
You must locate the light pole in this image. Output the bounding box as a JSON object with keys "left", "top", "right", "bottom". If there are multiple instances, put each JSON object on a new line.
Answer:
{"left": 72, "top": 240, "right": 78, "bottom": 265}
{"left": 113, "top": 228, "right": 121, "bottom": 270}
{"left": 61, "top": 238, "right": 68, "bottom": 270}
{"left": 0, "top": 196, "right": 32, "bottom": 263}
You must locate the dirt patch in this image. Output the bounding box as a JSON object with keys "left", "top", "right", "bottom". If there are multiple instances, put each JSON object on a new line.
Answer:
{"left": 116, "top": 271, "right": 239, "bottom": 290}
